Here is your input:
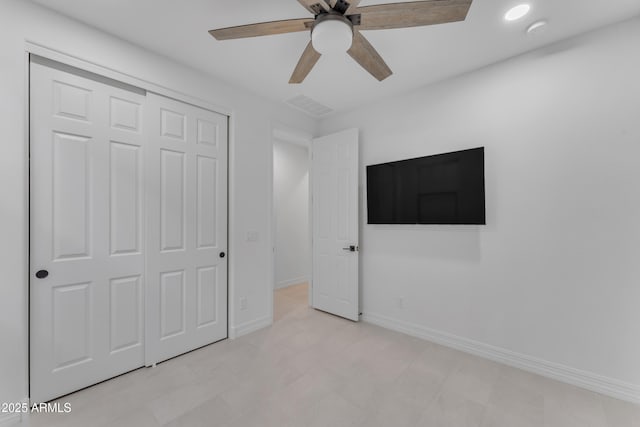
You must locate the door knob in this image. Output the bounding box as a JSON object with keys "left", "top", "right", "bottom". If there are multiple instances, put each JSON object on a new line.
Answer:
{"left": 219, "top": 252, "right": 226, "bottom": 258}
{"left": 35, "top": 270, "right": 49, "bottom": 279}
{"left": 342, "top": 245, "right": 358, "bottom": 252}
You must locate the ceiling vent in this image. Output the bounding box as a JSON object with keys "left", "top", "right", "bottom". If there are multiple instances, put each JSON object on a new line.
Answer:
{"left": 285, "top": 95, "right": 333, "bottom": 117}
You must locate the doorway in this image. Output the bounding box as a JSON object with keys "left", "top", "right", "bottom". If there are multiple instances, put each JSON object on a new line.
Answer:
{"left": 271, "top": 129, "right": 311, "bottom": 321}
{"left": 269, "top": 126, "right": 360, "bottom": 323}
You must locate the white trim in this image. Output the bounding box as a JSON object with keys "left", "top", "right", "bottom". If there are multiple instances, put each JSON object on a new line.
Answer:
{"left": 267, "top": 122, "right": 276, "bottom": 326}
{"left": 275, "top": 276, "right": 310, "bottom": 290}
{"left": 362, "top": 312, "right": 640, "bottom": 404}
{"left": 25, "top": 41, "right": 232, "bottom": 116}
{"left": 307, "top": 139, "right": 314, "bottom": 308}
{"left": 230, "top": 316, "right": 272, "bottom": 338}
{"left": 269, "top": 122, "right": 314, "bottom": 323}
{"left": 22, "top": 47, "right": 31, "bottom": 408}
{"left": 227, "top": 114, "right": 236, "bottom": 339}
{"left": 272, "top": 127, "right": 313, "bottom": 147}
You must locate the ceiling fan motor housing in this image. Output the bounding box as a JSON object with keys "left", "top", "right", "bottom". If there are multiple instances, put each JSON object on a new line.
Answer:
{"left": 332, "top": 0, "right": 351, "bottom": 15}
{"left": 313, "top": 12, "right": 354, "bottom": 31}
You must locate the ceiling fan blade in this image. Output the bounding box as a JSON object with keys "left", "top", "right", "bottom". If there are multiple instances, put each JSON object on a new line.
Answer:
{"left": 297, "top": 0, "right": 331, "bottom": 14}
{"left": 345, "top": 0, "right": 362, "bottom": 14}
{"left": 289, "top": 42, "right": 322, "bottom": 84}
{"left": 347, "top": 31, "right": 392, "bottom": 81}
{"left": 209, "top": 18, "right": 313, "bottom": 40}
{"left": 355, "top": 0, "right": 472, "bottom": 31}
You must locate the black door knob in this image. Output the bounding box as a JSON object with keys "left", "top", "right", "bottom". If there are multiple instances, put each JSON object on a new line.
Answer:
{"left": 35, "top": 270, "right": 49, "bottom": 279}
{"left": 219, "top": 252, "right": 226, "bottom": 258}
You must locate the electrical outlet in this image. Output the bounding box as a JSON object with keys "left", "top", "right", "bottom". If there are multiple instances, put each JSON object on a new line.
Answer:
{"left": 246, "top": 231, "right": 259, "bottom": 242}
{"left": 240, "top": 297, "right": 248, "bottom": 311}
{"left": 397, "top": 296, "right": 405, "bottom": 309}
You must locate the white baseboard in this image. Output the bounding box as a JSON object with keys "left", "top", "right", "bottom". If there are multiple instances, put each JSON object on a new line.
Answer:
{"left": 362, "top": 312, "right": 640, "bottom": 404}
{"left": 230, "top": 315, "right": 272, "bottom": 339}
{"left": 275, "top": 276, "right": 309, "bottom": 290}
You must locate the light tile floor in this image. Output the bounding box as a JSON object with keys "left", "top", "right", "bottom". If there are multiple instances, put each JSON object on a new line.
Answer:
{"left": 23, "top": 282, "right": 640, "bottom": 427}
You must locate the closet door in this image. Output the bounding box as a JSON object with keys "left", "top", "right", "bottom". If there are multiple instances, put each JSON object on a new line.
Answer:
{"left": 145, "top": 93, "right": 228, "bottom": 365}
{"left": 30, "top": 57, "right": 146, "bottom": 403}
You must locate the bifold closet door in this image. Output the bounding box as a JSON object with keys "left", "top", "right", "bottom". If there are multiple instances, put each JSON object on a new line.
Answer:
{"left": 30, "top": 57, "right": 146, "bottom": 403}
{"left": 145, "top": 93, "right": 228, "bottom": 365}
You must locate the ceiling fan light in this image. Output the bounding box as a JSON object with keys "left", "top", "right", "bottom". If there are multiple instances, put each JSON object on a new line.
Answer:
{"left": 311, "top": 19, "right": 353, "bottom": 55}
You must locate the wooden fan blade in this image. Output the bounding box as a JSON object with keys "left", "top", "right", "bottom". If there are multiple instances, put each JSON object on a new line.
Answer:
{"left": 289, "top": 42, "right": 322, "bottom": 84}
{"left": 345, "top": 0, "right": 362, "bottom": 14}
{"left": 355, "top": 0, "right": 472, "bottom": 31}
{"left": 297, "top": 0, "right": 331, "bottom": 14}
{"left": 347, "top": 31, "right": 392, "bottom": 81}
{"left": 209, "top": 18, "right": 313, "bottom": 40}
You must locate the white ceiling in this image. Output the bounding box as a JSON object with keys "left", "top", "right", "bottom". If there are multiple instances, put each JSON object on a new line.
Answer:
{"left": 31, "top": 0, "right": 640, "bottom": 116}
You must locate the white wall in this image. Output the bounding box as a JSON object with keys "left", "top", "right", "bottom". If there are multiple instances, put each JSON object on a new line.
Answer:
{"left": 321, "top": 17, "right": 640, "bottom": 401}
{"left": 0, "top": 0, "right": 316, "bottom": 411}
{"left": 273, "top": 140, "right": 310, "bottom": 289}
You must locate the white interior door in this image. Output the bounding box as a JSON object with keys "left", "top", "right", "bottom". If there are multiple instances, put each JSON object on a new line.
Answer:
{"left": 145, "top": 93, "right": 228, "bottom": 365}
{"left": 311, "top": 128, "right": 359, "bottom": 321}
{"left": 30, "top": 57, "right": 146, "bottom": 403}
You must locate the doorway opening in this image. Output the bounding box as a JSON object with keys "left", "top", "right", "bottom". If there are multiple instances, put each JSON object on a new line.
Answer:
{"left": 271, "top": 128, "right": 312, "bottom": 322}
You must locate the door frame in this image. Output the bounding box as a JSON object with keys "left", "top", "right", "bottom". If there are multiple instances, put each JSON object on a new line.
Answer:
{"left": 25, "top": 43, "right": 234, "bottom": 399}
{"left": 269, "top": 123, "right": 314, "bottom": 321}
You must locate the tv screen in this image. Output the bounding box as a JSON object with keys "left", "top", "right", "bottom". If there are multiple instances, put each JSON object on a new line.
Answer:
{"left": 366, "top": 147, "right": 485, "bottom": 225}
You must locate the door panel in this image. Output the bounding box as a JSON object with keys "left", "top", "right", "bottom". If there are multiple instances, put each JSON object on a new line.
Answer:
{"left": 196, "top": 266, "right": 218, "bottom": 327}
{"left": 160, "top": 270, "right": 186, "bottom": 339}
{"left": 52, "top": 282, "right": 92, "bottom": 369}
{"left": 146, "top": 93, "right": 228, "bottom": 365}
{"left": 52, "top": 133, "right": 92, "bottom": 260}
{"left": 109, "top": 275, "right": 143, "bottom": 353}
{"left": 196, "top": 155, "right": 218, "bottom": 249}
{"left": 312, "top": 128, "right": 359, "bottom": 321}
{"left": 110, "top": 97, "right": 141, "bottom": 132}
{"left": 30, "top": 57, "right": 146, "bottom": 403}
{"left": 53, "top": 80, "right": 91, "bottom": 121}
{"left": 160, "top": 149, "right": 187, "bottom": 251}
{"left": 110, "top": 142, "right": 142, "bottom": 255}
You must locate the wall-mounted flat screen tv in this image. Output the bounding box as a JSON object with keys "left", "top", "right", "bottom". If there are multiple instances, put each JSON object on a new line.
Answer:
{"left": 366, "top": 147, "right": 485, "bottom": 225}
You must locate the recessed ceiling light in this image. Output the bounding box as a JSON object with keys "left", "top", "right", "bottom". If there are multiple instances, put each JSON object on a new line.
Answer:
{"left": 504, "top": 4, "right": 531, "bottom": 21}
{"left": 526, "top": 20, "right": 547, "bottom": 34}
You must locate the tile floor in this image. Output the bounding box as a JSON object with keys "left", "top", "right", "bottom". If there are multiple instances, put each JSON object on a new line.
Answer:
{"left": 23, "top": 282, "right": 640, "bottom": 427}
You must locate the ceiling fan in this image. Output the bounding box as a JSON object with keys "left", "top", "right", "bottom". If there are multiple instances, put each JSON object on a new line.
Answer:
{"left": 209, "top": 0, "right": 473, "bottom": 84}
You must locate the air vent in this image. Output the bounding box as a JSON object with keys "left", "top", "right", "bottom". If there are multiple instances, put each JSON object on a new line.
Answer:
{"left": 285, "top": 95, "right": 333, "bottom": 117}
